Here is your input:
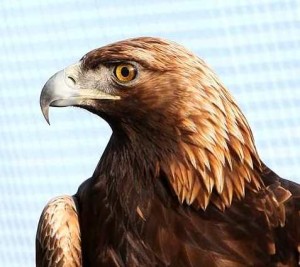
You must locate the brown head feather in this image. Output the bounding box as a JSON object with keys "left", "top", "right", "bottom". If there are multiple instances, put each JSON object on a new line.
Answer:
{"left": 81, "top": 37, "right": 264, "bottom": 210}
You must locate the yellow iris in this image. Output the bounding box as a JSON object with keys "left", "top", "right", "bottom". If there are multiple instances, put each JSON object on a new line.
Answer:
{"left": 114, "top": 64, "right": 136, "bottom": 83}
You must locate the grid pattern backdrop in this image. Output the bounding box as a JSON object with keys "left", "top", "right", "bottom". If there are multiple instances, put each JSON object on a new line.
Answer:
{"left": 1, "top": 0, "right": 300, "bottom": 266}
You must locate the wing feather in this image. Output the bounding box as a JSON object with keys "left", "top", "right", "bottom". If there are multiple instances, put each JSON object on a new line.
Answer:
{"left": 36, "top": 195, "right": 81, "bottom": 267}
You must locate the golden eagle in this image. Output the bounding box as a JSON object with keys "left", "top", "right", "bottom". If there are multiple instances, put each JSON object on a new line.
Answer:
{"left": 37, "top": 37, "right": 300, "bottom": 267}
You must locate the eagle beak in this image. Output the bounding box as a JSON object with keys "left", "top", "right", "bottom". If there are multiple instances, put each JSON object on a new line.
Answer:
{"left": 40, "top": 63, "right": 120, "bottom": 124}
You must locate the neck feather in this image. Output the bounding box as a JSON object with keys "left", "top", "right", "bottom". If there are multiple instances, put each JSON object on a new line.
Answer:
{"left": 94, "top": 112, "right": 263, "bottom": 213}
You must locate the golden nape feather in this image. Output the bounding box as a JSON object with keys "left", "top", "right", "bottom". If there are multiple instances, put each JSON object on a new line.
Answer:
{"left": 161, "top": 77, "right": 263, "bottom": 211}
{"left": 38, "top": 37, "right": 300, "bottom": 266}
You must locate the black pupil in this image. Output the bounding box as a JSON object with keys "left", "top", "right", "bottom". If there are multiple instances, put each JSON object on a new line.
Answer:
{"left": 121, "top": 67, "right": 130, "bottom": 77}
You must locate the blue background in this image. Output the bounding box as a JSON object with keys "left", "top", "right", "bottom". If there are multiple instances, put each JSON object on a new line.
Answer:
{"left": 0, "top": 1, "right": 299, "bottom": 266}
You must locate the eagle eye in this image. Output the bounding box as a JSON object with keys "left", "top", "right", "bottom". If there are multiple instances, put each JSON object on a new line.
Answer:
{"left": 114, "top": 63, "right": 137, "bottom": 83}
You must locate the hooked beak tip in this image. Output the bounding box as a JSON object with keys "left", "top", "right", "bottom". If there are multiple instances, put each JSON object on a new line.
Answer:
{"left": 40, "top": 100, "right": 50, "bottom": 125}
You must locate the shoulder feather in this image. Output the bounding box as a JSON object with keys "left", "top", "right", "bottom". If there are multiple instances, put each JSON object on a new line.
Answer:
{"left": 36, "top": 195, "right": 81, "bottom": 267}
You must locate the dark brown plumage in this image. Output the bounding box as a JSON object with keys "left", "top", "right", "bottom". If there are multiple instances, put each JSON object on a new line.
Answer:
{"left": 37, "top": 37, "right": 300, "bottom": 266}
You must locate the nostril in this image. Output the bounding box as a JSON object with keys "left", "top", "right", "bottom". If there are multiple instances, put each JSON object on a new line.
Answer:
{"left": 67, "top": 76, "right": 76, "bottom": 86}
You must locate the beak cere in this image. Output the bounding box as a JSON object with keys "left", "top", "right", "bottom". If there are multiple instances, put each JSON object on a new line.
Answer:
{"left": 40, "top": 63, "right": 120, "bottom": 124}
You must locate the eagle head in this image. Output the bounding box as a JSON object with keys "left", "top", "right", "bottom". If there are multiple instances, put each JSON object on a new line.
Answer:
{"left": 40, "top": 37, "right": 263, "bottom": 210}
